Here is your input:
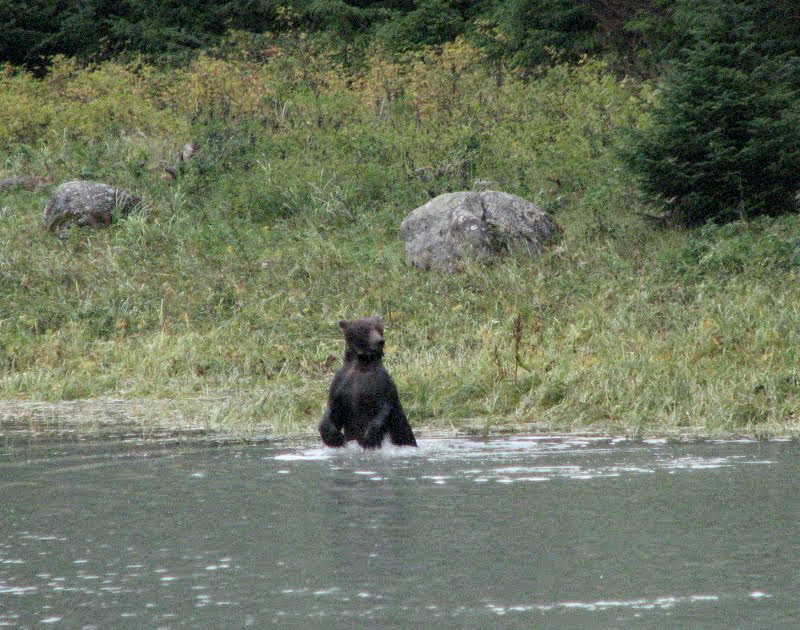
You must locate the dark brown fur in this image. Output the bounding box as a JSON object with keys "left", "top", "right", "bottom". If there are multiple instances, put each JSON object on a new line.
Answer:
{"left": 319, "top": 317, "right": 417, "bottom": 449}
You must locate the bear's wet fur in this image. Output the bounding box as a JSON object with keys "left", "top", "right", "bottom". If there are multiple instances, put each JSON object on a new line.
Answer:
{"left": 319, "top": 316, "right": 417, "bottom": 448}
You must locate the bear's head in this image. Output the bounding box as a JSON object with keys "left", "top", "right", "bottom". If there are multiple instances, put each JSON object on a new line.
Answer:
{"left": 339, "top": 316, "right": 385, "bottom": 361}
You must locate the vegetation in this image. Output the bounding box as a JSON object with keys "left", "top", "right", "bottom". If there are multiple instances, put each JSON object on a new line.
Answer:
{"left": 0, "top": 1, "right": 684, "bottom": 75}
{"left": 1, "top": 1, "right": 799, "bottom": 439}
{"left": 623, "top": 0, "right": 800, "bottom": 225}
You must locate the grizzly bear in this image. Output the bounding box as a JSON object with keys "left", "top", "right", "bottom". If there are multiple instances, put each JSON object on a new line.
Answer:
{"left": 319, "top": 316, "right": 417, "bottom": 448}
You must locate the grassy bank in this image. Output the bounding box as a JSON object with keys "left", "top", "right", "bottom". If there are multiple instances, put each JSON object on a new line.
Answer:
{"left": 2, "top": 43, "right": 800, "bottom": 438}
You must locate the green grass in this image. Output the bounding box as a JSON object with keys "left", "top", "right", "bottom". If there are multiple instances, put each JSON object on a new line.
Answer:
{"left": 1, "top": 49, "right": 800, "bottom": 438}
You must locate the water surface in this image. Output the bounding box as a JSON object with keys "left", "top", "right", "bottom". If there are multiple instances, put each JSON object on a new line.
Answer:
{"left": 1, "top": 435, "right": 798, "bottom": 628}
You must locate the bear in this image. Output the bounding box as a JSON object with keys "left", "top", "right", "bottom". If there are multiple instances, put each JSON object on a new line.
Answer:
{"left": 319, "top": 316, "right": 417, "bottom": 449}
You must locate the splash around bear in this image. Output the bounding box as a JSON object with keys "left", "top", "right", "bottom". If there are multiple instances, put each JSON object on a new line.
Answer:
{"left": 319, "top": 316, "right": 417, "bottom": 449}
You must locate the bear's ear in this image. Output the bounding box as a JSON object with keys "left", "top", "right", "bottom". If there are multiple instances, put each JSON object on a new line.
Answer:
{"left": 371, "top": 314, "right": 383, "bottom": 325}
{"left": 338, "top": 319, "right": 349, "bottom": 332}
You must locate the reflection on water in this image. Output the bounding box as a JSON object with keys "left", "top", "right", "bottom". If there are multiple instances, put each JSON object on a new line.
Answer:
{"left": 1, "top": 435, "right": 798, "bottom": 628}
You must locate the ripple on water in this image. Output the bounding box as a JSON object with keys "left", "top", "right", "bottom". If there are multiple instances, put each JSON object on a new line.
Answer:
{"left": 1, "top": 436, "right": 791, "bottom": 628}
{"left": 482, "top": 591, "right": 769, "bottom": 616}
{"left": 267, "top": 436, "right": 778, "bottom": 490}
{"left": 271, "top": 435, "right": 597, "bottom": 463}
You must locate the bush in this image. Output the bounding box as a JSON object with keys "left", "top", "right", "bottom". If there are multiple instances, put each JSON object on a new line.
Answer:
{"left": 623, "top": 0, "right": 800, "bottom": 225}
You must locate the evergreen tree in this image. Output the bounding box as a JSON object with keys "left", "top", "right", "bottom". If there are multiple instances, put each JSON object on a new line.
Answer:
{"left": 481, "top": 0, "right": 598, "bottom": 71}
{"left": 624, "top": 0, "right": 800, "bottom": 225}
{"left": 376, "top": 0, "right": 469, "bottom": 52}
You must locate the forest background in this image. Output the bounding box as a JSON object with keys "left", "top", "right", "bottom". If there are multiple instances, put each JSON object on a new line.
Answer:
{"left": 1, "top": 0, "right": 799, "bottom": 437}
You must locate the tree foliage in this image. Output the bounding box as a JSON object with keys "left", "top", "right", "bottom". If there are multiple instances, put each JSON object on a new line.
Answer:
{"left": 623, "top": 0, "right": 800, "bottom": 225}
{"left": 0, "top": 1, "right": 481, "bottom": 70}
{"left": 0, "top": 0, "right": 708, "bottom": 76}
{"left": 477, "top": 0, "right": 598, "bottom": 71}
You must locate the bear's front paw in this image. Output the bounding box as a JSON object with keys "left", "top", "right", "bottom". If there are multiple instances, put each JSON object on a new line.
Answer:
{"left": 362, "top": 427, "right": 384, "bottom": 449}
{"left": 320, "top": 424, "right": 346, "bottom": 447}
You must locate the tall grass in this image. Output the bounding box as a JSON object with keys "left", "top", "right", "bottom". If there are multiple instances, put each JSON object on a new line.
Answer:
{"left": 1, "top": 41, "right": 799, "bottom": 437}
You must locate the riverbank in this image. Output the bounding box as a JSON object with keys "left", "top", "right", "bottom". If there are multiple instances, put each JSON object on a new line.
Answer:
{"left": 2, "top": 49, "right": 800, "bottom": 438}
{"left": 3, "top": 395, "right": 799, "bottom": 444}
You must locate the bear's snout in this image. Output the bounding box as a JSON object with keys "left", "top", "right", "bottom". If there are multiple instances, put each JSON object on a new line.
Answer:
{"left": 369, "top": 328, "right": 384, "bottom": 349}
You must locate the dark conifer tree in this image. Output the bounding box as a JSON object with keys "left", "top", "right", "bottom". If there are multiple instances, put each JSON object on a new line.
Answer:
{"left": 624, "top": 0, "right": 800, "bottom": 225}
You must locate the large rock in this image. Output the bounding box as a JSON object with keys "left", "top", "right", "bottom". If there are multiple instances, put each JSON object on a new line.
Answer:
{"left": 43, "top": 181, "right": 140, "bottom": 234}
{"left": 400, "top": 191, "right": 560, "bottom": 272}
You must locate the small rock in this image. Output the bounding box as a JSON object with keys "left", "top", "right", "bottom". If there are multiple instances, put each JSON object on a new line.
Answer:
{"left": 162, "top": 141, "right": 200, "bottom": 181}
{"left": 179, "top": 141, "right": 200, "bottom": 162}
{"left": 472, "top": 179, "right": 496, "bottom": 191}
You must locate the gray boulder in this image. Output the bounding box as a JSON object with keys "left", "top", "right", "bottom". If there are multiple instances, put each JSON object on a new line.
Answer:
{"left": 400, "top": 191, "right": 560, "bottom": 272}
{"left": 43, "top": 181, "right": 140, "bottom": 234}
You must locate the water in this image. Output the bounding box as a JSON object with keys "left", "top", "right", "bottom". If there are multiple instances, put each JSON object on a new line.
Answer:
{"left": 1, "top": 435, "right": 798, "bottom": 628}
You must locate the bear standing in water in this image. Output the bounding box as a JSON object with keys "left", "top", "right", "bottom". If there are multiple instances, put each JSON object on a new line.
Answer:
{"left": 319, "top": 316, "right": 417, "bottom": 448}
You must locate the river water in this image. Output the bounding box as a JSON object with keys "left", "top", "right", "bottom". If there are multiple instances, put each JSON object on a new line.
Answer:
{"left": 1, "top": 435, "right": 798, "bottom": 628}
